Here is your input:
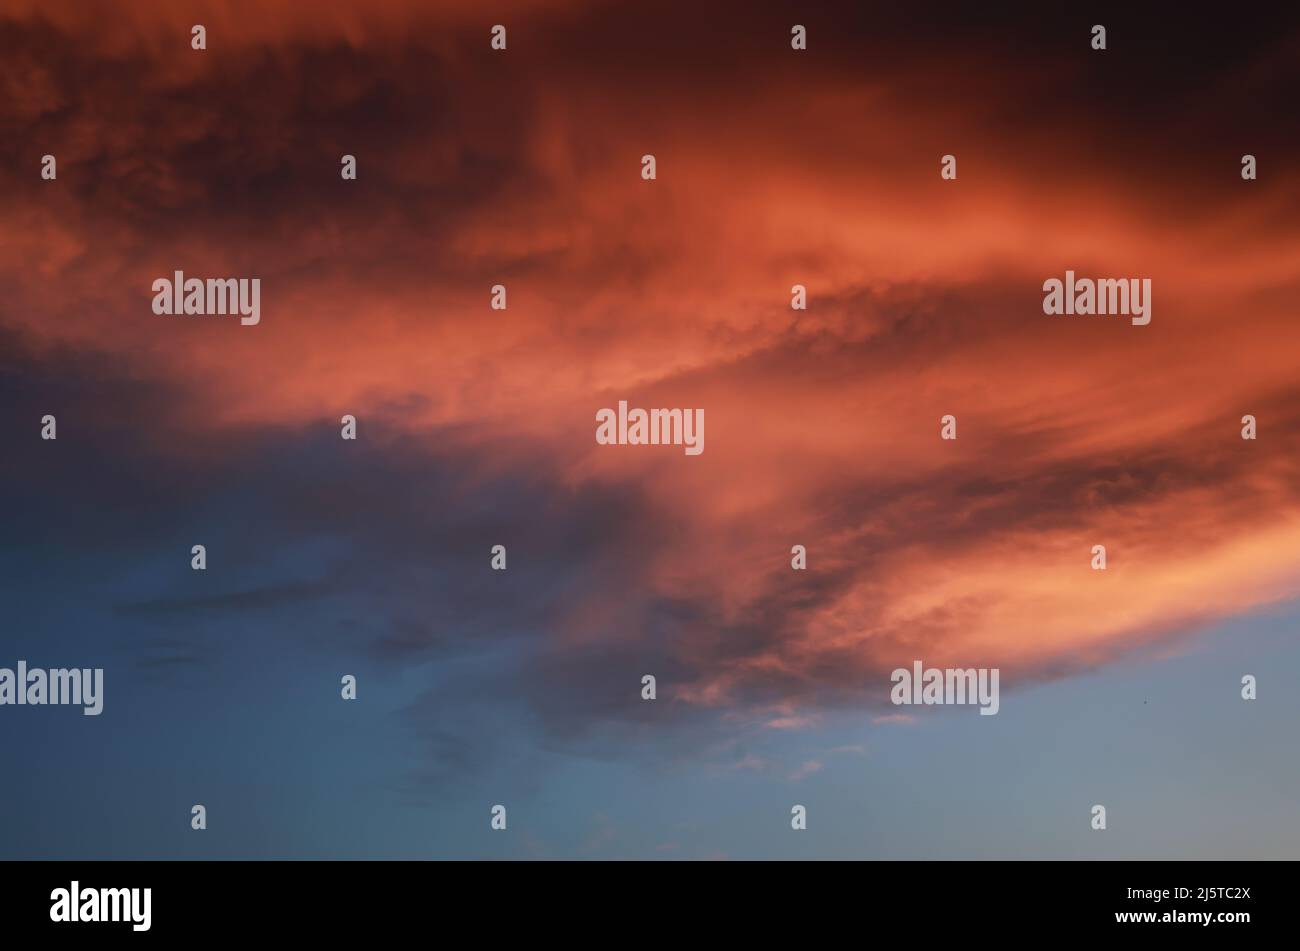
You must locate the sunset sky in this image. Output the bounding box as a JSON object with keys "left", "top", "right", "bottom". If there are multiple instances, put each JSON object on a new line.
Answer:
{"left": 2, "top": 0, "right": 1299, "bottom": 858}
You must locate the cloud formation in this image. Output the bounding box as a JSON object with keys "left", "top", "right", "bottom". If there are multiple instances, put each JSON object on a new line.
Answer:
{"left": 3, "top": 0, "right": 1300, "bottom": 771}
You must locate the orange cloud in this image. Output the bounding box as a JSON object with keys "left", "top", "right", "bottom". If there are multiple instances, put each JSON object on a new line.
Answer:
{"left": 3, "top": 1, "right": 1299, "bottom": 722}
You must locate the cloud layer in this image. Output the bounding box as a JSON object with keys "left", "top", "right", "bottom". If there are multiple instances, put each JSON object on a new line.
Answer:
{"left": 3, "top": 0, "right": 1300, "bottom": 762}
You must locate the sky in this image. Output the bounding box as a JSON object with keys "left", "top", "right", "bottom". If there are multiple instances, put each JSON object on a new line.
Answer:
{"left": 1, "top": 0, "right": 1299, "bottom": 859}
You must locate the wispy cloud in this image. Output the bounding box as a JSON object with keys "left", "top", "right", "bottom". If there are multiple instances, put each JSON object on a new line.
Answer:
{"left": 2, "top": 0, "right": 1298, "bottom": 787}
